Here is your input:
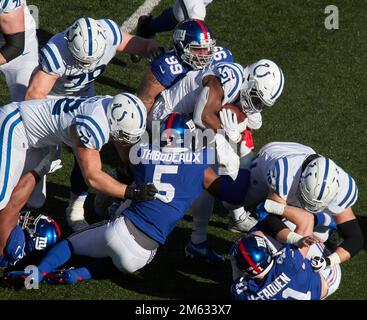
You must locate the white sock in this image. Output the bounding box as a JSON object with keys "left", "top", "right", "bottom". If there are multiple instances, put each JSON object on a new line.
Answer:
{"left": 190, "top": 191, "right": 214, "bottom": 244}
{"left": 223, "top": 202, "right": 246, "bottom": 220}
{"left": 68, "top": 192, "right": 87, "bottom": 208}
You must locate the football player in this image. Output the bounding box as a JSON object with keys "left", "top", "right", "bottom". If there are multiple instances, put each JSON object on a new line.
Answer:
{"left": 131, "top": 0, "right": 213, "bottom": 62}
{"left": 136, "top": 0, "right": 213, "bottom": 39}
{"left": 0, "top": 210, "right": 61, "bottom": 268}
{"left": 24, "top": 17, "right": 163, "bottom": 231}
{"left": 137, "top": 19, "right": 233, "bottom": 112}
{"left": 0, "top": 0, "right": 38, "bottom": 101}
{"left": 2, "top": 113, "right": 252, "bottom": 286}
{"left": 0, "top": 93, "right": 157, "bottom": 259}
{"left": 237, "top": 142, "right": 363, "bottom": 272}
{"left": 230, "top": 233, "right": 342, "bottom": 300}
{"left": 146, "top": 58, "right": 284, "bottom": 262}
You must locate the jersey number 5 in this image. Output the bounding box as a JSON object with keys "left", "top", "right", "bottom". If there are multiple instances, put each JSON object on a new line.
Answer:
{"left": 153, "top": 165, "right": 178, "bottom": 203}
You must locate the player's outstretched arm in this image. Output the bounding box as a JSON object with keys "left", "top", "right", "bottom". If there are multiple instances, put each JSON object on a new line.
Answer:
{"left": 195, "top": 75, "right": 224, "bottom": 130}
{"left": 0, "top": 147, "right": 62, "bottom": 256}
{"left": 71, "top": 128, "right": 156, "bottom": 202}
{"left": 25, "top": 69, "right": 59, "bottom": 100}
{"left": 0, "top": 171, "right": 40, "bottom": 255}
{"left": 0, "top": 4, "right": 25, "bottom": 65}
{"left": 136, "top": 70, "right": 165, "bottom": 112}
{"left": 118, "top": 32, "right": 163, "bottom": 58}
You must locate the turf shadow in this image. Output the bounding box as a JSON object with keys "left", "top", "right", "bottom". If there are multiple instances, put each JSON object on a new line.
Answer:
{"left": 109, "top": 225, "right": 234, "bottom": 299}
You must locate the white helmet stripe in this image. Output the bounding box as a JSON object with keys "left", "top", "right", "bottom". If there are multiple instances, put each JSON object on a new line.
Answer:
{"left": 317, "top": 158, "right": 329, "bottom": 201}
{"left": 271, "top": 66, "right": 284, "bottom": 100}
{"left": 121, "top": 93, "right": 144, "bottom": 129}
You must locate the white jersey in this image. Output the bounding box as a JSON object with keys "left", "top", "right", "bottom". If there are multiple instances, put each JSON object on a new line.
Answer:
{"left": 151, "top": 62, "right": 245, "bottom": 123}
{"left": 173, "top": 0, "right": 213, "bottom": 21}
{"left": 39, "top": 19, "right": 123, "bottom": 96}
{"left": 19, "top": 96, "right": 112, "bottom": 151}
{"left": 249, "top": 142, "right": 358, "bottom": 215}
{"left": 0, "top": 0, "right": 37, "bottom": 55}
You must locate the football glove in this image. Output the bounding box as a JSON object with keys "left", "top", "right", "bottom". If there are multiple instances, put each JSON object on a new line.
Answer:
{"left": 124, "top": 183, "right": 158, "bottom": 202}
{"left": 219, "top": 109, "right": 242, "bottom": 143}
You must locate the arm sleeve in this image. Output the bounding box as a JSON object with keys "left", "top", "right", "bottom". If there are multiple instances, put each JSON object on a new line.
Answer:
{"left": 206, "top": 169, "right": 250, "bottom": 205}
{"left": 328, "top": 172, "right": 358, "bottom": 214}
{"left": 150, "top": 52, "right": 183, "bottom": 88}
{"left": 74, "top": 113, "right": 109, "bottom": 151}
{"left": 212, "top": 46, "right": 234, "bottom": 64}
{"left": 1, "top": 0, "right": 24, "bottom": 13}
{"left": 212, "top": 62, "right": 244, "bottom": 104}
{"left": 100, "top": 19, "right": 123, "bottom": 47}
{"left": 39, "top": 41, "right": 65, "bottom": 76}
{"left": 267, "top": 157, "right": 292, "bottom": 201}
{"left": 0, "top": 32, "right": 25, "bottom": 62}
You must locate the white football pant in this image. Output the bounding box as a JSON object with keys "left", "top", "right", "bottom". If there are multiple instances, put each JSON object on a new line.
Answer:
{"left": 69, "top": 216, "right": 157, "bottom": 273}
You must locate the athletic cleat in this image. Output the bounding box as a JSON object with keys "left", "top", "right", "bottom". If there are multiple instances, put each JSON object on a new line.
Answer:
{"left": 66, "top": 206, "right": 89, "bottom": 232}
{"left": 185, "top": 240, "right": 225, "bottom": 264}
{"left": 228, "top": 212, "right": 258, "bottom": 233}
{"left": 44, "top": 268, "right": 80, "bottom": 285}
{"left": 1, "top": 271, "right": 30, "bottom": 290}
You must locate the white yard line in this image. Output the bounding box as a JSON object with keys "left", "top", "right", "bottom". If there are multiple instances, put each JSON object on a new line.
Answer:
{"left": 120, "top": 0, "right": 162, "bottom": 33}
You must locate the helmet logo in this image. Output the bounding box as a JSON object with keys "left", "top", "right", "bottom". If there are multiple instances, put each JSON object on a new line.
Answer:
{"left": 35, "top": 237, "right": 48, "bottom": 250}
{"left": 111, "top": 103, "right": 127, "bottom": 121}
{"left": 185, "top": 120, "right": 196, "bottom": 132}
{"left": 174, "top": 29, "right": 186, "bottom": 41}
{"left": 253, "top": 63, "right": 271, "bottom": 78}
{"left": 255, "top": 237, "right": 267, "bottom": 248}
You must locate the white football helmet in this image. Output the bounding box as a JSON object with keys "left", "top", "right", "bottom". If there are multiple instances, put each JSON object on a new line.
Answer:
{"left": 107, "top": 93, "right": 147, "bottom": 144}
{"left": 67, "top": 17, "right": 107, "bottom": 72}
{"left": 298, "top": 157, "right": 340, "bottom": 213}
{"left": 240, "top": 59, "right": 284, "bottom": 114}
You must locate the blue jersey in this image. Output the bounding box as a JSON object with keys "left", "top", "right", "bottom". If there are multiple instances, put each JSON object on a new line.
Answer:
{"left": 151, "top": 46, "right": 233, "bottom": 88}
{"left": 123, "top": 144, "right": 209, "bottom": 244}
{"left": 231, "top": 245, "right": 322, "bottom": 300}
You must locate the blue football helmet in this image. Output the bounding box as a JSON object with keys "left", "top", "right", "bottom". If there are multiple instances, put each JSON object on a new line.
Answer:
{"left": 231, "top": 235, "right": 274, "bottom": 279}
{"left": 173, "top": 19, "right": 216, "bottom": 70}
{"left": 18, "top": 210, "right": 61, "bottom": 253}
{"left": 160, "top": 112, "right": 197, "bottom": 152}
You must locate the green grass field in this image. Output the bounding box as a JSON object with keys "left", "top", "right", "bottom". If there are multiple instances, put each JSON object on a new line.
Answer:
{"left": 0, "top": 0, "right": 366, "bottom": 300}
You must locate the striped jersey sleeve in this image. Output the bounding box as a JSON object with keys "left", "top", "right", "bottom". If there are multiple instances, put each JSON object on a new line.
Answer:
{"left": 39, "top": 37, "right": 65, "bottom": 77}
{"left": 99, "top": 18, "right": 123, "bottom": 48}
{"left": 328, "top": 169, "right": 358, "bottom": 214}
{"left": 267, "top": 157, "right": 293, "bottom": 200}
{"left": 75, "top": 107, "right": 109, "bottom": 151}
{"left": 213, "top": 62, "right": 244, "bottom": 105}
{"left": 0, "top": 0, "right": 24, "bottom": 14}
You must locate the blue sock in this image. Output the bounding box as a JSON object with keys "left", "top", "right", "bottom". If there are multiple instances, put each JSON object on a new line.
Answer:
{"left": 314, "top": 212, "right": 337, "bottom": 230}
{"left": 149, "top": 8, "right": 178, "bottom": 36}
{"left": 38, "top": 240, "right": 73, "bottom": 281}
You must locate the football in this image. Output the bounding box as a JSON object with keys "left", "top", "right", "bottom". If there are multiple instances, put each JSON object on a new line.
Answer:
{"left": 222, "top": 103, "right": 247, "bottom": 123}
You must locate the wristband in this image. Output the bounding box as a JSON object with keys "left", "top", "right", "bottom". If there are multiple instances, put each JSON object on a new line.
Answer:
{"left": 327, "top": 252, "right": 341, "bottom": 267}
{"left": 264, "top": 199, "right": 286, "bottom": 216}
{"left": 286, "top": 231, "right": 303, "bottom": 246}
